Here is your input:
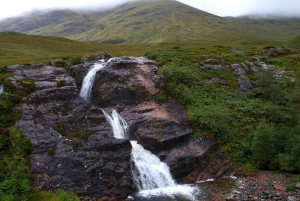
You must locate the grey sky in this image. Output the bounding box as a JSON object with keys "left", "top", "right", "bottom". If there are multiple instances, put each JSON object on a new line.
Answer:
{"left": 0, "top": 0, "right": 300, "bottom": 20}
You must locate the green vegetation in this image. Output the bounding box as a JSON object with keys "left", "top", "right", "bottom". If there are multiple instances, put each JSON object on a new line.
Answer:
{"left": 24, "top": 189, "right": 79, "bottom": 201}
{"left": 52, "top": 59, "right": 68, "bottom": 67}
{"left": 0, "top": 9, "right": 299, "bottom": 196}
{"left": 128, "top": 85, "right": 137, "bottom": 94}
{"left": 146, "top": 46, "right": 300, "bottom": 173}
{"left": 57, "top": 80, "right": 67, "bottom": 87}
{"left": 68, "top": 56, "right": 84, "bottom": 65}
{"left": 0, "top": 129, "right": 33, "bottom": 201}
{"left": 55, "top": 189, "right": 79, "bottom": 201}
{"left": 0, "top": 32, "right": 150, "bottom": 67}
{"left": 0, "top": 0, "right": 299, "bottom": 47}
{"left": 288, "top": 176, "right": 300, "bottom": 190}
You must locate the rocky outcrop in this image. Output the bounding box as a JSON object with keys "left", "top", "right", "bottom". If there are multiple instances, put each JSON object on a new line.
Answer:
{"left": 6, "top": 56, "right": 235, "bottom": 199}
{"left": 8, "top": 63, "right": 134, "bottom": 199}
{"left": 82, "top": 57, "right": 229, "bottom": 180}
{"left": 259, "top": 47, "right": 292, "bottom": 57}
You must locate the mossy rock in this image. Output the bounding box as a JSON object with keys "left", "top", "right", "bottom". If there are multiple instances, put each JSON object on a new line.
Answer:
{"left": 57, "top": 80, "right": 66, "bottom": 87}
{"left": 128, "top": 85, "right": 137, "bottom": 94}
{"left": 47, "top": 148, "right": 55, "bottom": 156}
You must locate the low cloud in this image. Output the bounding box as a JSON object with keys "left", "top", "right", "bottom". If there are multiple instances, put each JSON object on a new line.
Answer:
{"left": 0, "top": 0, "right": 129, "bottom": 19}
{"left": 178, "top": 0, "right": 300, "bottom": 18}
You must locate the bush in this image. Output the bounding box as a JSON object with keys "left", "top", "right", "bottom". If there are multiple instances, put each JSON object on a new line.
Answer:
{"left": 252, "top": 123, "right": 276, "bottom": 168}
{"left": 55, "top": 189, "right": 79, "bottom": 201}
{"left": 0, "top": 129, "right": 33, "bottom": 201}
{"left": 52, "top": 59, "right": 68, "bottom": 67}
{"left": 68, "top": 56, "right": 83, "bottom": 65}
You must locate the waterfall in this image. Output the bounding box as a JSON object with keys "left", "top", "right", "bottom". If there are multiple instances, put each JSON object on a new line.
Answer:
{"left": 0, "top": 84, "right": 3, "bottom": 95}
{"left": 103, "top": 110, "right": 198, "bottom": 200}
{"left": 102, "top": 110, "right": 128, "bottom": 139}
{"left": 80, "top": 59, "right": 198, "bottom": 200}
{"left": 80, "top": 62, "right": 107, "bottom": 102}
{"left": 131, "top": 141, "right": 176, "bottom": 190}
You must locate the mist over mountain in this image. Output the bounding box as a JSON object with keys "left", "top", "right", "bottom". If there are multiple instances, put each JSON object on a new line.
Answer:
{"left": 0, "top": 0, "right": 300, "bottom": 45}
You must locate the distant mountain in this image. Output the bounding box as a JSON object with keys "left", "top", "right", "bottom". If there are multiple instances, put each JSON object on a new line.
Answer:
{"left": 0, "top": 0, "right": 300, "bottom": 45}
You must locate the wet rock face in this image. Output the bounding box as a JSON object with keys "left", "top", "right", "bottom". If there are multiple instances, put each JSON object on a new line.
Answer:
{"left": 9, "top": 63, "right": 134, "bottom": 199}
{"left": 7, "top": 57, "right": 233, "bottom": 199}
{"left": 91, "top": 57, "right": 163, "bottom": 107}
{"left": 78, "top": 57, "right": 227, "bottom": 180}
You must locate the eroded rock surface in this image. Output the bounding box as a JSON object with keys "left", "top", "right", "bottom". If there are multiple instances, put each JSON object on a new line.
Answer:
{"left": 7, "top": 56, "right": 234, "bottom": 199}
{"left": 9, "top": 63, "right": 134, "bottom": 199}
{"left": 82, "top": 57, "right": 228, "bottom": 180}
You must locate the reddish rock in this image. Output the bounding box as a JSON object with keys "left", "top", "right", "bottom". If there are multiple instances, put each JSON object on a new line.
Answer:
{"left": 97, "top": 196, "right": 117, "bottom": 201}
{"left": 260, "top": 174, "right": 267, "bottom": 180}
{"left": 212, "top": 194, "right": 225, "bottom": 201}
{"left": 274, "top": 184, "right": 287, "bottom": 192}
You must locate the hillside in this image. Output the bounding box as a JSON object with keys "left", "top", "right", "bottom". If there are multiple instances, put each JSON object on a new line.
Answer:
{"left": 0, "top": 32, "right": 151, "bottom": 67}
{"left": 0, "top": 0, "right": 300, "bottom": 46}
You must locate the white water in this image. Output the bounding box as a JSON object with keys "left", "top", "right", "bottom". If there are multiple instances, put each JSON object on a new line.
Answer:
{"left": 0, "top": 84, "right": 3, "bottom": 95}
{"left": 80, "top": 62, "right": 107, "bottom": 102}
{"left": 102, "top": 110, "right": 128, "bottom": 139}
{"left": 80, "top": 59, "right": 198, "bottom": 200}
{"left": 103, "top": 110, "right": 198, "bottom": 200}
{"left": 131, "top": 141, "right": 176, "bottom": 190}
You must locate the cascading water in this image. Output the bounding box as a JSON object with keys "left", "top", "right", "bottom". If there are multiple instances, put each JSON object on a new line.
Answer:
{"left": 0, "top": 84, "right": 3, "bottom": 95}
{"left": 103, "top": 110, "right": 198, "bottom": 200}
{"left": 80, "top": 58, "right": 198, "bottom": 200}
{"left": 80, "top": 63, "right": 106, "bottom": 102}
{"left": 102, "top": 110, "right": 128, "bottom": 139}
{"left": 80, "top": 58, "right": 117, "bottom": 102}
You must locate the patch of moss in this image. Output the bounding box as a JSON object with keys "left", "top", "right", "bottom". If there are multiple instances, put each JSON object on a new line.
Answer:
{"left": 56, "top": 80, "right": 66, "bottom": 87}
{"left": 151, "top": 120, "right": 166, "bottom": 129}
{"left": 66, "top": 128, "right": 91, "bottom": 140}
{"left": 56, "top": 107, "right": 68, "bottom": 115}
{"left": 100, "top": 69, "right": 107, "bottom": 76}
{"left": 117, "top": 77, "right": 126, "bottom": 83}
{"left": 47, "top": 148, "right": 55, "bottom": 156}
{"left": 128, "top": 85, "right": 137, "bottom": 94}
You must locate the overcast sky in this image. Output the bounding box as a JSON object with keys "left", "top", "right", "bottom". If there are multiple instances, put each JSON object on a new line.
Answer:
{"left": 0, "top": 0, "right": 300, "bottom": 20}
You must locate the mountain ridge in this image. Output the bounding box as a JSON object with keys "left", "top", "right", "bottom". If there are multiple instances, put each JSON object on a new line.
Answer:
{"left": 0, "top": 0, "right": 300, "bottom": 45}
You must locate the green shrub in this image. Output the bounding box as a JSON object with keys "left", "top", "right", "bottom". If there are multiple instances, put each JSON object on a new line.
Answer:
{"left": 0, "top": 129, "right": 33, "bottom": 201}
{"left": 55, "top": 189, "right": 79, "bottom": 201}
{"left": 52, "top": 59, "right": 67, "bottom": 68}
{"left": 68, "top": 56, "right": 83, "bottom": 65}
{"left": 154, "top": 91, "right": 167, "bottom": 102}
{"left": 252, "top": 123, "right": 276, "bottom": 168}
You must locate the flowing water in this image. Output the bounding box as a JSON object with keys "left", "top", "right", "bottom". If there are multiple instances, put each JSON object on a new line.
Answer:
{"left": 80, "top": 62, "right": 107, "bottom": 102}
{"left": 0, "top": 84, "right": 3, "bottom": 95}
{"left": 102, "top": 110, "right": 198, "bottom": 201}
{"left": 80, "top": 58, "right": 238, "bottom": 201}
{"left": 102, "top": 110, "right": 128, "bottom": 139}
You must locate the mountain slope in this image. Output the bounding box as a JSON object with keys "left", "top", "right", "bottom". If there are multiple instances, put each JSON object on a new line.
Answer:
{"left": 0, "top": 0, "right": 300, "bottom": 45}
